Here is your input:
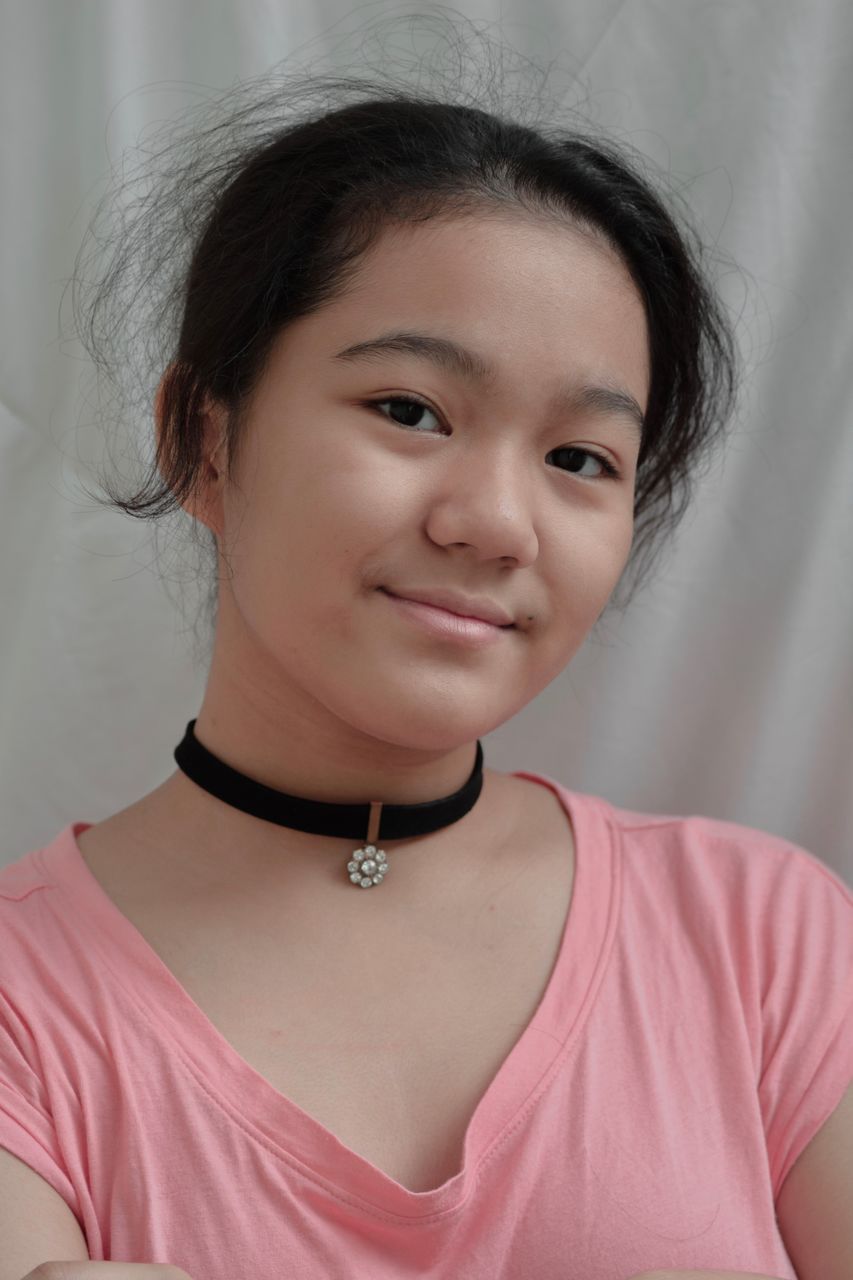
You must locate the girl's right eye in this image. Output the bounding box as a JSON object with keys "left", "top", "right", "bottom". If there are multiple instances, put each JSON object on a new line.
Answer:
{"left": 366, "top": 394, "right": 443, "bottom": 432}
{"left": 363, "top": 395, "right": 622, "bottom": 481}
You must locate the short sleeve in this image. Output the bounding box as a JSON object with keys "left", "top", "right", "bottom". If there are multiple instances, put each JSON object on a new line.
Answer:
{"left": 757, "top": 845, "right": 853, "bottom": 1200}
{"left": 0, "top": 988, "right": 82, "bottom": 1219}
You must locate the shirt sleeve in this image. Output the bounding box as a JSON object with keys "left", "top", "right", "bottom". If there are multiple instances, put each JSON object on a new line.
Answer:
{"left": 0, "top": 988, "right": 82, "bottom": 1220}
{"left": 757, "top": 844, "right": 853, "bottom": 1201}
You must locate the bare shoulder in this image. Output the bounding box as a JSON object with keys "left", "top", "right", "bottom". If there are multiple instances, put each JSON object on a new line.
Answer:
{"left": 74, "top": 782, "right": 199, "bottom": 905}
{"left": 496, "top": 770, "right": 576, "bottom": 858}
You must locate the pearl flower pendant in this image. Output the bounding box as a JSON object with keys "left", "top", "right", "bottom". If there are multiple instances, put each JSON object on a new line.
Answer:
{"left": 347, "top": 844, "right": 389, "bottom": 888}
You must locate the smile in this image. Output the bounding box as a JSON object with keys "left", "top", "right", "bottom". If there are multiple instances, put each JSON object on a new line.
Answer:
{"left": 379, "top": 589, "right": 514, "bottom": 648}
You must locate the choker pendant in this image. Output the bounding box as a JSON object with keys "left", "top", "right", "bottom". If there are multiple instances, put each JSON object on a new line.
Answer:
{"left": 172, "top": 721, "right": 484, "bottom": 894}
{"left": 347, "top": 800, "right": 388, "bottom": 888}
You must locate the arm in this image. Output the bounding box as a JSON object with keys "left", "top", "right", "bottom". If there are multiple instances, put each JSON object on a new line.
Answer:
{"left": 775, "top": 1078, "right": 853, "bottom": 1280}
{"left": 0, "top": 1146, "right": 195, "bottom": 1280}
{"left": 0, "top": 1145, "right": 88, "bottom": 1280}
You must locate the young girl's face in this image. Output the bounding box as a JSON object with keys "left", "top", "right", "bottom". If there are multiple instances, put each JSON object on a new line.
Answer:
{"left": 190, "top": 212, "right": 649, "bottom": 759}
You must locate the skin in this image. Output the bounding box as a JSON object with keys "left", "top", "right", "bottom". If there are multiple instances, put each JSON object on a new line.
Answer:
{"left": 135, "top": 211, "right": 650, "bottom": 901}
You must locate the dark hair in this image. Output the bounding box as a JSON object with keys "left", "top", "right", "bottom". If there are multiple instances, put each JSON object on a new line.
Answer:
{"left": 69, "top": 13, "right": 742, "bottom": 664}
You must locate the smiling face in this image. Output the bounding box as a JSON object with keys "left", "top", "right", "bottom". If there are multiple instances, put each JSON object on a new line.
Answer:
{"left": 173, "top": 210, "right": 650, "bottom": 804}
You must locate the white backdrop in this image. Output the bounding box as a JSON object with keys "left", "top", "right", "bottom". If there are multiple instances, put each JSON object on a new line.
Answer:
{"left": 1, "top": 0, "right": 851, "bottom": 885}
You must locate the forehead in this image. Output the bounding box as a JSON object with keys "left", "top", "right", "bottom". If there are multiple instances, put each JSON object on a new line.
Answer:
{"left": 352, "top": 215, "right": 643, "bottom": 373}
{"left": 272, "top": 212, "right": 651, "bottom": 409}
{"left": 353, "top": 212, "right": 638, "bottom": 309}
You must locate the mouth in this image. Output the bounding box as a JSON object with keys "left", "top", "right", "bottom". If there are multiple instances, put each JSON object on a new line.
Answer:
{"left": 379, "top": 587, "right": 516, "bottom": 629}
{"left": 378, "top": 588, "right": 515, "bottom": 646}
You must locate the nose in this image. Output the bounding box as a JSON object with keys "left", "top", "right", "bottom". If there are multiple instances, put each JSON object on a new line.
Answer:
{"left": 424, "top": 448, "right": 540, "bottom": 568}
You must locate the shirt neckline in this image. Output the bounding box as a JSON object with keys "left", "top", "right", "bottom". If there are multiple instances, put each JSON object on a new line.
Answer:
{"left": 40, "top": 771, "right": 618, "bottom": 1222}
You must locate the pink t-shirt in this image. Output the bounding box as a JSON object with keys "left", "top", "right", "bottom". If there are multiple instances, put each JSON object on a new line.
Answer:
{"left": 1, "top": 771, "right": 851, "bottom": 1280}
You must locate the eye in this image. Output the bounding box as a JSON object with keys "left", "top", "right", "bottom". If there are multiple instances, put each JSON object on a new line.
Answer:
{"left": 548, "top": 446, "right": 621, "bottom": 481}
{"left": 369, "top": 394, "right": 443, "bottom": 433}
{"left": 364, "top": 395, "right": 622, "bottom": 481}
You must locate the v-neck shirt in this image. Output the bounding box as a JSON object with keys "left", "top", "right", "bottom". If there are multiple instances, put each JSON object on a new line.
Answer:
{"left": 1, "top": 772, "right": 851, "bottom": 1279}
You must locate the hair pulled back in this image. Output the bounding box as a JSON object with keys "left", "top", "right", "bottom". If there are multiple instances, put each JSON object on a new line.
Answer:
{"left": 70, "top": 12, "right": 742, "bottom": 663}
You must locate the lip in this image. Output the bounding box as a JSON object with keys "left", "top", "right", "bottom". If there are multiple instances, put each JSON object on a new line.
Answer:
{"left": 382, "top": 586, "right": 514, "bottom": 628}
{"left": 379, "top": 589, "right": 513, "bottom": 647}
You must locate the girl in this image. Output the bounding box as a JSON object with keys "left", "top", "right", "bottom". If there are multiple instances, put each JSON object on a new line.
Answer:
{"left": 1, "top": 20, "right": 850, "bottom": 1280}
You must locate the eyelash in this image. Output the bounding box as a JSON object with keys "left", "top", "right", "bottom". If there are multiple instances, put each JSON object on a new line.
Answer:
{"left": 363, "top": 394, "right": 622, "bottom": 481}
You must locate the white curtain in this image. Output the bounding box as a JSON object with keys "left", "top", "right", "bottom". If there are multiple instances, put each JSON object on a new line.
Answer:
{"left": 1, "top": 0, "right": 851, "bottom": 884}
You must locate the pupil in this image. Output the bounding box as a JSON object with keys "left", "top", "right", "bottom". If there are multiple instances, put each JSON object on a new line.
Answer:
{"left": 552, "top": 447, "right": 583, "bottom": 471}
{"left": 394, "top": 400, "right": 425, "bottom": 427}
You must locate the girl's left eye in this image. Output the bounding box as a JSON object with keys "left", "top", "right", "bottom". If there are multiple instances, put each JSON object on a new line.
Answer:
{"left": 364, "top": 394, "right": 622, "bottom": 481}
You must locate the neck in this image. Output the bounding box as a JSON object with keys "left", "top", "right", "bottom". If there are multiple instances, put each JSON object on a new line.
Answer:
{"left": 106, "top": 762, "right": 515, "bottom": 903}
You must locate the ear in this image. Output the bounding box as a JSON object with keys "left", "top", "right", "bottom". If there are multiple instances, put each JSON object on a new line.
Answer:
{"left": 153, "top": 365, "right": 230, "bottom": 537}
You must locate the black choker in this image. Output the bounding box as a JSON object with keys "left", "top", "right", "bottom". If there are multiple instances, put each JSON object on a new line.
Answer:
{"left": 173, "top": 719, "right": 485, "bottom": 890}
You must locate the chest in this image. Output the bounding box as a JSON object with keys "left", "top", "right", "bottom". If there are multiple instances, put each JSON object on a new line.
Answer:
{"left": 80, "top": 781, "right": 575, "bottom": 1192}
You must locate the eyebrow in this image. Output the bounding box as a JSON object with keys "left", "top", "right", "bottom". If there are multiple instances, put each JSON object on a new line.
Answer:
{"left": 333, "top": 330, "right": 645, "bottom": 439}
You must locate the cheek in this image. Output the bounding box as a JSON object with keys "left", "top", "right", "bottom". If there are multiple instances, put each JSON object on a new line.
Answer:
{"left": 285, "top": 436, "right": 417, "bottom": 582}
{"left": 563, "top": 505, "right": 635, "bottom": 593}
{"left": 229, "top": 447, "right": 384, "bottom": 615}
{"left": 537, "top": 514, "right": 634, "bottom": 658}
